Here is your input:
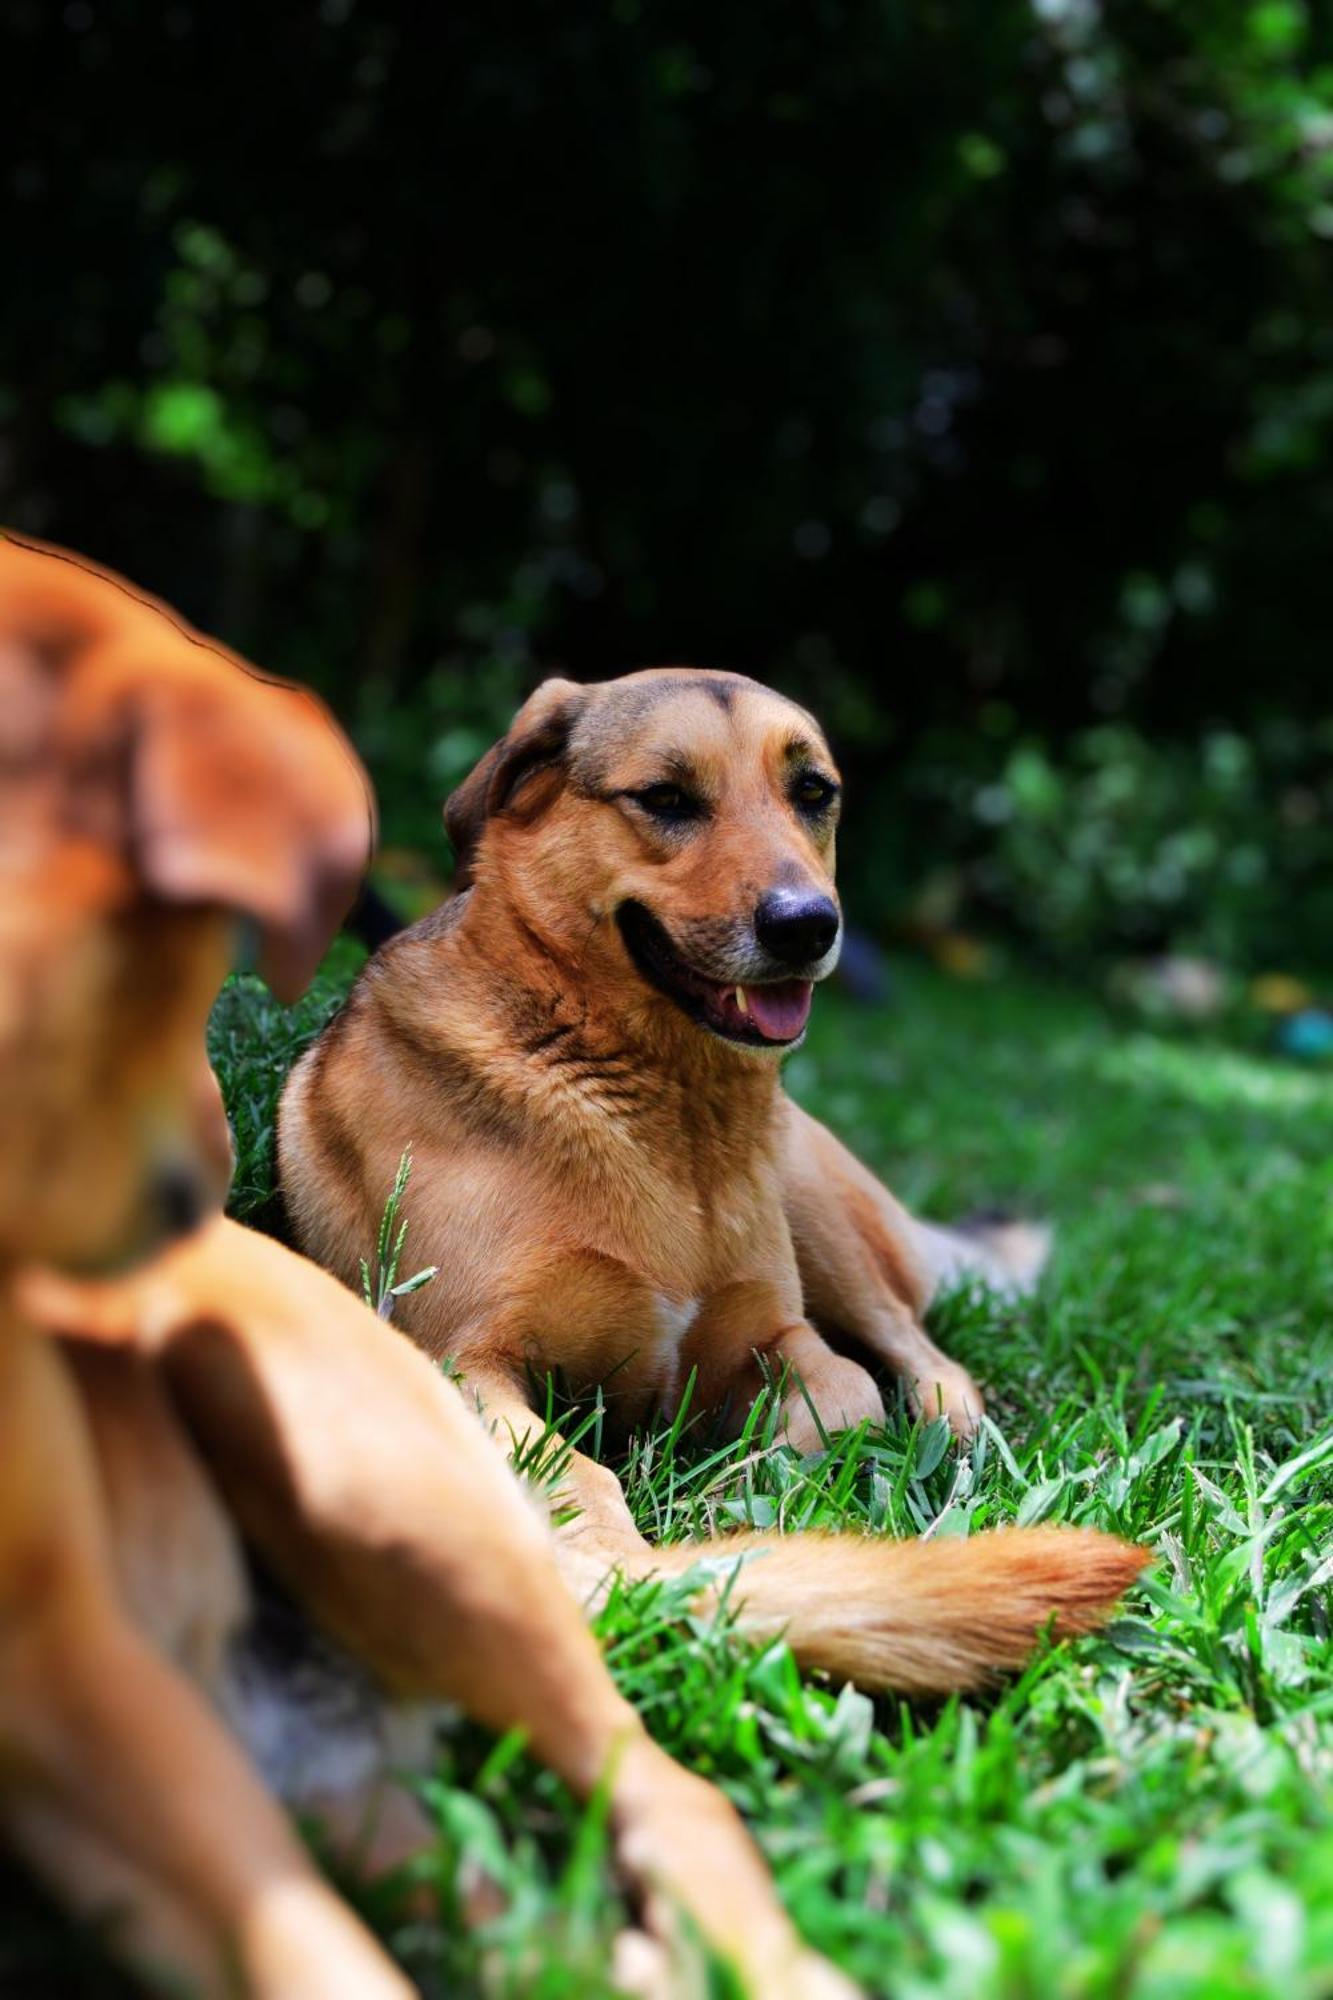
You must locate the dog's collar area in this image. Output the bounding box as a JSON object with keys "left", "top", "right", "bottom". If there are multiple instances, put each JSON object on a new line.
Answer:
{"left": 614, "top": 900, "right": 814, "bottom": 1048}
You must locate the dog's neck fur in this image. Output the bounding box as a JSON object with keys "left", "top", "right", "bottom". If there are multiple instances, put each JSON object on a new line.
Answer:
{"left": 386, "top": 870, "right": 784, "bottom": 1167}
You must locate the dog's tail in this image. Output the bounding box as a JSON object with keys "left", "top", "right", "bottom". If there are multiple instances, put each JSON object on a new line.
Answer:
{"left": 909, "top": 1212, "right": 1053, "bottom": 1303}
{"left": 567, "top": 1525, "right": 1146, "bottom": 1696}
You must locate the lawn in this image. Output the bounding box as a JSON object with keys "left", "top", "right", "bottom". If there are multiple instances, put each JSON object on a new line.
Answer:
{"left": 5, "top": 955, "right": 1333, "bottom": 1999}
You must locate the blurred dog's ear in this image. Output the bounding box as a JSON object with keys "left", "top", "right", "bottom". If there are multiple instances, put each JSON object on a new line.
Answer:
{"left": 444, "top": 678, "right": 584, "bottom": 888}
{"left": 129, "top": 662, "right": 374, "bottom": 1003}
{"left": 0, "top": 533, "right": 375, "bottom": 1000}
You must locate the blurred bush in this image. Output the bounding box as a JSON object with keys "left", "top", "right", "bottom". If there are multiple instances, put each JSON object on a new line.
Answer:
{"left": 903, "top": 718, "right": 1333, "bottom": 969}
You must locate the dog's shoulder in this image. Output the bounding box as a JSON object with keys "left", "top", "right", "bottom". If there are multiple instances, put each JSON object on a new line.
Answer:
{"left": 300, "top": 889, "right": 513, "bottom": 1139}
{"left": 324, "top": 892, "right": 467, "bottom": 1036}
{"left": 394, "top": 890, "right": 471, "bottom": 949}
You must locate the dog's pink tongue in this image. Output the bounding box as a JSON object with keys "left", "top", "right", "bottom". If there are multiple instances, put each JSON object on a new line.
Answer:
{"left": 747, "top": 980, "right": 814, "bottom": 1042}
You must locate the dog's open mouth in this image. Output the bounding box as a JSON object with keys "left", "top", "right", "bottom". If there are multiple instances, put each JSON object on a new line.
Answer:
{"left": 616, "top": 901, "right": 814, "bottom": 1047}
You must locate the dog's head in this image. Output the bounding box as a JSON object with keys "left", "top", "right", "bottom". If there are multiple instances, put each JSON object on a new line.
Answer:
{"left": 0, "top": 534, "right": 373, "bottom": 1272}
{"left": 445, "top": 668, "right": 842, "bottom": 1054}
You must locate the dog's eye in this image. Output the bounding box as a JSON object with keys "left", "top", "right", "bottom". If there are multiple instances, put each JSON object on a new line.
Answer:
{"left": 632, "top": 783, "right": 703, "bottom": 823}
{"left": 791, "top": 773, "right": 839, "bottom": 815}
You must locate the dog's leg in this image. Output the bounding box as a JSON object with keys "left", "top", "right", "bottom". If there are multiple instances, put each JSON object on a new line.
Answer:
{"left": 21, "top": 1224, "right": 847, "bottom": 1999}
{"left": 61, "top": 1342, "right": 251, "bottom": 1692}
{"left": 0, "top": 1318, "right": 412, "bottom": 2000}
{"left": 679, "top": 1278, "right": 888, "bottom": 1457}
{"left": 398, "top": 1245, "right": 695, "bottom": 1566}
{"left": 762, "top": 1321, "right": 889, "bottom": 1456}
{"left": 780, "top": 1100, "right": 986, "bottom": 1437}
{"left": 453, "top": 1360, "right": 650, "bottom": 1557}
{"left": 64, "top": 1343, "right": 433, "bottom": 1909}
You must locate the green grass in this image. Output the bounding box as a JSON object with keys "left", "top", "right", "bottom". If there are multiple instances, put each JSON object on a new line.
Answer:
{"left": 8, "top": 960, "right": 1333, "bottom": 1998}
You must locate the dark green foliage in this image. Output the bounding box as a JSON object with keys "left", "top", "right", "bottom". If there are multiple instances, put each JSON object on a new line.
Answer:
{"left": 206, "top": 935, "right": 365, "bottom": 1225}
{"left": 904, "top": 717, "right": 1333, "bottom": 969}
{"left": 6, "top": 3, "right": 1333, "bottom": 958}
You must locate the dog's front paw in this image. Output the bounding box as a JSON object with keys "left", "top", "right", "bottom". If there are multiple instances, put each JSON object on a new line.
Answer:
{"left": 556, "top": 1456, "right": 645, "bottom": 1548}
{"left": 908, "top": 1360, "right": 985, "bottom": 1440}
{"left": 782, "top": 1354, "right": 886, "bottom": 1451}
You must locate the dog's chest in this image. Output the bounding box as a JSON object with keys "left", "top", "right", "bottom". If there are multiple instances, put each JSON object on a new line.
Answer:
{"left": 651, "top": 1291, "right": 700, "bottom": 1352}
{"left": 572, "top": 1096, "right": 789, "bottom": 1336}
{"left": 628, "top": 1156, "right": 768, "bottom": 1289}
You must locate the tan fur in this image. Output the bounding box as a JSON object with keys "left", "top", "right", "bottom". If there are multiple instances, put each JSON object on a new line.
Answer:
{"left": 585, "top": 1527, "right": 1147, "bottom": 1698}
{"left": 1, "top": 547, "right": 847, "bottom": 2000}
{"left": 280, "top": 669, "right": 1148, "bottom": 1696}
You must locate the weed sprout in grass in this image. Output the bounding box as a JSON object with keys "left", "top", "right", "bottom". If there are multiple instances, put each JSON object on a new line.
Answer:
{"left": 360, "top": 1147, "right": 439, "bottom": 1320}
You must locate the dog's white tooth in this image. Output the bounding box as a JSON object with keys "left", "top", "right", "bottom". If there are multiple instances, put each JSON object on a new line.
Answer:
{"left": 735, "top": 986, "right": 749, "bottom": 1015}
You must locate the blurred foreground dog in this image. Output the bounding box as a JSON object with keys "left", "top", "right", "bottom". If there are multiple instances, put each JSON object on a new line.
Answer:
{"left": 281, "top": 671, "right": 1147, "bottom": 1697}
{"left": 0, "top": 539, "right": 851, "bottom": 1999}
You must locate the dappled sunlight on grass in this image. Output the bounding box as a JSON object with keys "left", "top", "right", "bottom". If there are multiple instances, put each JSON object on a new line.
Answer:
{"left": 1094, "top": 1033, "right": 1333, "bottom": 1116}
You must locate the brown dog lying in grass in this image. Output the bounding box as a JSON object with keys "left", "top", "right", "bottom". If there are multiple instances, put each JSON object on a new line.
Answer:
{"left": 0, "top": 540, "right": 850, "bottom": 2000}
{"left": 280, "top": 670, "right": 1147, "bottom": 1696}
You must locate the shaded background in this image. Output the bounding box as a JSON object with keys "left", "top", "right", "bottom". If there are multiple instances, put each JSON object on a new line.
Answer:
{"left": 6, "top": 0, "right": 1333, "bottom": 972}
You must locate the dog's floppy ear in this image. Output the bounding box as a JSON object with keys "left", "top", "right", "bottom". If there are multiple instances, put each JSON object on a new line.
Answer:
{"left": 128, "top": 659, "right": 375, "bottom": 1003}
{"left": 0, "top": 533, "right": 375, "bottom": 1001}
{"left": 444, "top": 677, "right": 584, "bottom": 888}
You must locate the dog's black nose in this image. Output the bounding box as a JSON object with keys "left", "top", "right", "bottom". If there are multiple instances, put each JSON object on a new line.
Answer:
{"left": 150, "top": 1161, "right": 206, "bottom": 1239}
{"left": 754, "top": 890, "right": 840, "bottom": 967}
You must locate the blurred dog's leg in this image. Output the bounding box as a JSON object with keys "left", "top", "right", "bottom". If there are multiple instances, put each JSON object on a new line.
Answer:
{"left": 63, "top": 1343, "right": 251, "bottom": 1690}
{"left": 21, "top": 1222, "right": 841, "bottom": 1998}
{"left": 0, "top": 1317, "right": 412, "bottom": 2000}
{"left": 68, "top": 1343, "right": 440, "bottom": 1906}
